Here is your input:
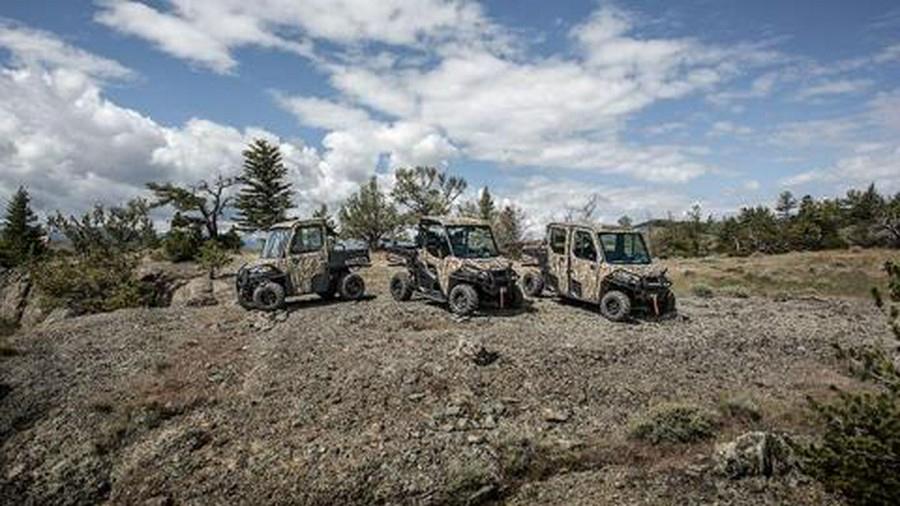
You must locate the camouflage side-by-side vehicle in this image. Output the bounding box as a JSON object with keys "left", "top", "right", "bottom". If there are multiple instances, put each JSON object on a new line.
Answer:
{"left": 388, "top": 216, "right": 522, "bottom": 316}
{"left": 236, "top": 218, "right": 370, "bottom": 311}
{"left": 521, "top": 222, "right": 675, "bottom": 321}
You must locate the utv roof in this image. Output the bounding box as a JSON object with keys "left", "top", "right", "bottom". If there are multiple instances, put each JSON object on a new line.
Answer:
{"left": 269, "top": 218, "right": 335, "bottom": 232}
{"left": 547, "top": 221, "right": 635, "bottom": 233}
{"left": 421, "top": 215, "right": 491, "bottom": 227}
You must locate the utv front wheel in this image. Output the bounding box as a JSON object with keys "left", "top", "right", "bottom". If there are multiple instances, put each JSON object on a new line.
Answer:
{"left": 449, "top": 284, "right": 479, "bottom": 316}
{"left": 339, "top": 273, "right": 366, "bottom": 300}
{"left": 253, "top": 282, "right": 285, "bottom": 311}
{"left": 521, "top": 271, "right": 544, "bottom": 297}
{"left": 507, "top": 284, "right": 524, "bottom": 309}
{"left": 658, "top": 291, "right": 677, "bottom": 315}
{"left": 390, "top": 271, "right": 413, "bottom": 301}
{"left": 600, "top": 290, "right": 631, "bottom": 322}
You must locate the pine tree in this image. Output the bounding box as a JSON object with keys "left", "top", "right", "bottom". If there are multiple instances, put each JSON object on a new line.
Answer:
{"left": 391, "top": 166, "right": 467, "bottom": 217}
{"left": 494, "top": 204, "right": 526, "bottom": 258}
{"left": 478, "top": 187, "right": 496, "bottom": 221}
{"left": 339, "top": 177, "right": 400, "bottom": 248}
{"left": 0, "top": 186, "right": 45, "bottom": 266}
{"left": 235, "top": 139, "right": 294, "bottom": 231}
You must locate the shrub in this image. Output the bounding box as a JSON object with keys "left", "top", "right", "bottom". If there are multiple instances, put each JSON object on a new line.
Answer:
{"left": 690, "top": 283, "right": 715, "bottom": 298}
{"left": 722, "top": 286, "right": 750, "bottom": 299}
{"left": 163, "top": 228, "right": 202, "bottom": 262}
{"left": 796, "top": 260, "right": 900, "bottom": 505}
{"left": 629, "top": 403, "right": 720, "bottom": 444}
{"left": 30, "top": 252, "right": 156, "bottom": 314}
{"left": 719, "top": 395, "right": 762, "bottom": 423}
{"left": 197, "top": 240, "right": 232, "bottom": 279}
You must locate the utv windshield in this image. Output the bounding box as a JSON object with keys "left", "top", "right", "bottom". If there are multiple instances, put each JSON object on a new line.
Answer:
{"left": 598, "top": 233, "right": 651, "bottom": 264}
{"left": 447, "top": 225, "right": 499, "bottom": 259}
{"left": 261, "top": 228, "right": 291, "bottom": 258}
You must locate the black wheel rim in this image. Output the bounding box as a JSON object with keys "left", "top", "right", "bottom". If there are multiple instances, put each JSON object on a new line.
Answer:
{"left": 390, "top": 278, "right": 402, "bottom": 297}
{"left": 347, "top": 278, "right": 362, "bottom": 297}
{"left": 606, "top": 299, "right": 620, "bottom": 314}
{"left": 260, "top": 290, "right": 276, "bottom": 307}
{"left": 451, "top": 292, "right": 466, "bottom": 310}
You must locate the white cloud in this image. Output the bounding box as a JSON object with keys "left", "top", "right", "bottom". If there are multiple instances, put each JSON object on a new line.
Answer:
{"left": 0, "top": 20, "right": 132, "bottom": 79}
{"left": 0, "top": 25, "right": 333, "bottom": 217}
{"left": 709, "top": 121, "right": 753, "bottom": 137}
{"left": 795, "top": 78, "right": 873, "bottom": 100}
{"left": 780, "top": 144, "right": 900, "bottom": 191}
{"left": 94, "top": 0, "right": 496, "bottom": 73}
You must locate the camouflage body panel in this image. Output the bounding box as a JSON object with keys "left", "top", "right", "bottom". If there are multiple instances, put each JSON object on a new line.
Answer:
{"left": 435, "top": 255, "right": 513, "bottom": 294}
{"left": 422, "top": 215, "right": 489, "bottom": 227}
{"left": 569, "top": 255, "right": 601, "bottom": 301}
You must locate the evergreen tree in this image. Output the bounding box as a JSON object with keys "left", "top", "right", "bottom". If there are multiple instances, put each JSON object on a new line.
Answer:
{"left": 617, "top": 215, "right": 633, "bottom": 229}
{"left": 775, "top": 191, "right": 797, "bottom": 219}
{"left": 235, "top": 139, "right": 294, "bottom": 230}
{"left": 49, "top": 198, "right": 156, "bottom": 255}
{"left": 339, "top": 177, "right": 401, "bottom": 247}
{"left": 494, "top": 205, "right": 526, "bottom": 258}
{"left": 478, "top": 187, "right": 496, "bottom": 221}
{"left": 312, "top": 203, "right": 337, "bottom": 231}
{"left": 1, "top": 187, "right": 45, "bottom": 266}
{"left": 391, "top": 166, "right": 467, "bottom": 217}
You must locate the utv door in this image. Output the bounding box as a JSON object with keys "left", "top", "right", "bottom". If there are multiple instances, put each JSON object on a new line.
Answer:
{"left": 546, "top": 225, "right": 569, "bottom": 294}
{"left": 288, "top": 224, "right": 328, "bottom": 294}
{"left": 568, "top": 228, "right": 601, "bottom": 301}
{"left": 418, "top": 222, "right": 451, "bottom": 295}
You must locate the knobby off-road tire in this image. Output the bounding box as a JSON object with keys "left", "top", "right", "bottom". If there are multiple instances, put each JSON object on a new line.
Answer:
{"left": 338, "top": 272, "right": 366, "bottom": 300}
{"left": 252, "top": 282, "right": 285, "bottom": 311}
{"left": 390, "top": 271, "right": 414, "bottom": 301}
{"left": 600, "top": 290, "right": 631, "bottom": 322}
{"left": 521, "top": 271, "right": 544, "bottom": 297}
{"left": 316, "top": 288, "right": 336, "bottom": 301}
{"left": 448, "top": 283, "right": 479, "bottom": 316}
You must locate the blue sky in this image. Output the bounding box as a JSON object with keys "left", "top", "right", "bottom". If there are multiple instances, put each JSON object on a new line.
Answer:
{"left": 1, "top": 0, "right": 898, "bottom": 232}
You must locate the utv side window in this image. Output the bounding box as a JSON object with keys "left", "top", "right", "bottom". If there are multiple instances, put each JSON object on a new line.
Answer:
{"left": 549, "top": 227, "right": 566, "bottom": 254}
{"left": 291, "top": 225, "right": 324, "bottom": 254}
{"left": 422, "top": 224, "right": 450, "bottom": 258}
{"left": 573, "top": 230, "right": 597, "bottom": 261}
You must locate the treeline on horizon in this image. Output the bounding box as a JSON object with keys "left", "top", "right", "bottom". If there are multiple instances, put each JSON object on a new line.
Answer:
{"left": 644, "top": 184, "right": 900, "bottom": 258}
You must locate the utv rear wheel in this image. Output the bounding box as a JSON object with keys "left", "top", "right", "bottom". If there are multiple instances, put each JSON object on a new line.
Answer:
{"left": 600, "top": 290, "right": 631, "bottom": 322}
{"left": 522, "top": 271, "right": 544, "bottom": 297}
{"left": 448, "top": 284, "right": 479, "bottom": 316}
{"left": 390, "top": 271, "right": 413, "bottom": 301}
{"left": 339, "top": 273, "right": 366, "bottom": 300}
{"left": 252, "top": 282, "right": 285, "bottom": 311}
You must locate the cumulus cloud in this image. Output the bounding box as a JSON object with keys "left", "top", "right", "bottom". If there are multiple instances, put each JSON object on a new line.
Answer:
{"left": 0, "top": 24, "right": 329, "bottom": 217}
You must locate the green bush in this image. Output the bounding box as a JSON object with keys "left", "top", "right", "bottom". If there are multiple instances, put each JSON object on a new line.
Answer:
{"left": 216, "top": 227, "right": 244, "bottom": 251}
{"left": 197, "top": 240, "right": 232, "bottom": 279}
{"left": 163, "top": 228, "right": 202, "bottom": 262}
{"left": 30, "top": 252, "right": 156, "bottom": 314}
{"left": 796, "top": 260, "right": 900, "bottom": 505}
{"left": 690, "top": 283, "right": 715, "bottom": 298}
{"left": 629, "top": 403, "right": 720, "bottom": 444}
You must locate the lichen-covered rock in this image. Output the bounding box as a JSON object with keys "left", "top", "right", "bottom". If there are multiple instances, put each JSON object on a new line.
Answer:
{"left": 0, "top": 269, "right": 31, "bottom": 324}
{"left": 713, "top": 431, "right": 794, "bottom": 478}
{"left": 171, "top": 277, "right": 218, "bottom": 307}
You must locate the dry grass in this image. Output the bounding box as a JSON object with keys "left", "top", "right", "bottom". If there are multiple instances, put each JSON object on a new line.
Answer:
{"left": 667, "top": 248, "right": 896, "bottom": 299}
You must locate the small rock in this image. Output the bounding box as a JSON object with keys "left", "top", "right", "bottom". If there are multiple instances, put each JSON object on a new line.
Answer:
{"left": 407, "top": 392, "right": 426, "bottom": 401}
{"left": 541, "top": 407, "right": 570, "bottom": 423}
{"left": 481, "top": 415, "right": 497, "bottom": 429}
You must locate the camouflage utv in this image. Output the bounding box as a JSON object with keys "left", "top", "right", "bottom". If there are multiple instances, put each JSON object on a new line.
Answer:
{"left": 388, "top": 216, "right": 522, "bottom": 316}
{"left": 236, "top": 218, "right": 370, "bottom": 311}
{"left": 521, "top": 222, "right": 675, "bottom": 321}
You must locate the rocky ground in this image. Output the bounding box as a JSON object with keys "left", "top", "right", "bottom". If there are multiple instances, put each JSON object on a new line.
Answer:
{"left": 0, "top": 255, "right": 893, "bottom": 505}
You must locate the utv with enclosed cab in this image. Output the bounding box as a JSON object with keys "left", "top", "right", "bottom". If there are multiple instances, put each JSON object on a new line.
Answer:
{"left": 521, "top": 222, "right": 675, "bottom": 321}
{"left": 236, "top": 218, "right": 369, "bottom": 311}
{"left": 388, "top": 216, "right": 522, "bottom": 316}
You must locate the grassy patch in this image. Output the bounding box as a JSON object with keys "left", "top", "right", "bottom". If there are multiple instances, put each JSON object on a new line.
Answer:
{"left": 690, "top": 283, "right": 715, "bottom": 298}
{"left": 719, "top": 395, "right": 762, "bottom": 424}
{"left": 629, "top": 403, "right": 720, "bottom": 444}
{"left": 441, "top": 462, "right": 498, "bottom": 505}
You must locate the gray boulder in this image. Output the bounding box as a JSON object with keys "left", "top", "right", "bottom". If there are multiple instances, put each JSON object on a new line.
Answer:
{"left": 713, "top": 431, "right": 794, "bottom": 478}
{"left": 171, "top": 277, "right": 218, "bottom": 307}
{"left": 0, "top": 269, "right": 31, "bottom": 324}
